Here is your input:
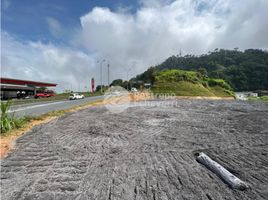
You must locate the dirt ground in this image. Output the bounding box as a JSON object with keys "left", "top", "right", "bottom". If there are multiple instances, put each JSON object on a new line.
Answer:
{"left": 1, "top": 100, "right": 268, "bottom": 200}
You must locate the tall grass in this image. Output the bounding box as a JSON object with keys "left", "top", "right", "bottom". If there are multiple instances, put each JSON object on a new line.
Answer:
{"left": 1, "top": 101, "right": 31, "bottom": 134}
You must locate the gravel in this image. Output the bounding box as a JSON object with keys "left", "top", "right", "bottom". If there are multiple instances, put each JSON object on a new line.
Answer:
{"left": 1, "top": 100, "right": 268, "bottom": 200}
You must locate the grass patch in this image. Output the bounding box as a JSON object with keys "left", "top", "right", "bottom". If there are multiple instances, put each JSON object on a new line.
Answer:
{"left": 1, "top": 101, "right": 33, "bottom": 135}
{"left": 209, "top": 86, "right": 235, "bottom": 97}
{"left": 152, "top": 69, "right": 234, "bottom": 97}
{"left": 1, "top": 98, "right": 104, "bottom": 135}
{"left": 260, "top": 96, "right": 268, "bottom": 101}
{"left": 153, "top": 81, "right": 215, "bottom": 96}
{"left": 248, "top": 95, "right": 268, "bottom": 102}
{"left": 0, "top": 99, "right": 104, "bottom": 158}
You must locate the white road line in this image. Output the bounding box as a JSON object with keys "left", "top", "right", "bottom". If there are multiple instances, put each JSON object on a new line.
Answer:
{"left": 8, "top": 101, "right": 66, "bottom": 113}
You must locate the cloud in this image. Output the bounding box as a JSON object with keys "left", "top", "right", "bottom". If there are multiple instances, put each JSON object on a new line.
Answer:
{"left": 46, "top": 17, "right": 63, "bottom": 38}
{"left": 2, "top": 0, "right": 268, "bottom": 92}
{"left": 79, "top": 0, "right": 268, "bottom": 77}
{"left": 1, "top": 32, "right": 97, "bottom": 92}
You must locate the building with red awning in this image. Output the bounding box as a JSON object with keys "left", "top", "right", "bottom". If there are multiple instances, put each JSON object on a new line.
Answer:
{"left": 0, "top": 77, "right": 57, "bottom": 100}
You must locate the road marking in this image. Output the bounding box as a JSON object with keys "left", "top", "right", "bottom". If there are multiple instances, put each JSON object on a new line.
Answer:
{"left": 5, "top": 96, "right": 103, "bottom": 114}
{"left": 8, "top": 101, "right": 66, "bottom": 113}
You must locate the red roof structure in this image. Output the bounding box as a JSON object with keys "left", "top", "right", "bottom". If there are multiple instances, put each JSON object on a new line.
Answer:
{"left": 0, "top": 77, "right": 57, "bottom": 87}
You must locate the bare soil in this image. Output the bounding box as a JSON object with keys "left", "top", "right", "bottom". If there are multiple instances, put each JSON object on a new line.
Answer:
{"left": 0, "top": 100, "right": 104, "bottom": 159}
{"left": 1, "top": 100, "right": 268, "bottom": 200}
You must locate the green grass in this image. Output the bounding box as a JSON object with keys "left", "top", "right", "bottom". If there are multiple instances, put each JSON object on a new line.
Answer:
{"left": 153, "top": 81, "right": 215, "bottom": 96}
{"left": 209, "top": 86, "right": 235, "bottom": 97}
{"left": 260, "top": 96, "right": 268, "bottom": 101}
{"left": 152, "top": 69, "right": 234, "bottom": 97}
{"left": 155, "top": 69, "right": 202, "bottom": 83}
{"left": 1, "top": 101, "right": 32, "bottom": 135}
{"left": 1, "top": 97, "right": 104, "bottom": 135}
{"left": 248, "top": 95, "right": 268, "bottom": 102}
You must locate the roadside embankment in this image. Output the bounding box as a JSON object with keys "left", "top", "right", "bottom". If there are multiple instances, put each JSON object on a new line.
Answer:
{"left": 0, "top": 100, "right": 103, "bottom": 159}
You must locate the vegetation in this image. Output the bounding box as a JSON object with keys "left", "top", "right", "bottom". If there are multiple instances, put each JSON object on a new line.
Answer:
{"left": 36, "top": 87, "right": 48, "bottom": 93}
{"left": 1, "top": 101, "right": 32, "bottom": 134}
{"left": 108, "top": 79, "right": 130, "bottom": 89}
{"left": 261, "top": 96, "right": 268, "bottom": 101}
{"left": 133, "top": 49, "right": 268, "bottom": 91}
{"left": 248, "top": 95, "right": 268, "bottom": 102}
{"left": 152, "top": 69, "right": 234, "bottom": 97}
{"left": 1, "top": 98, "right": 104, "bottom": 135}
{"left": 95, "top": 85, "right": 111, "bottom": 92}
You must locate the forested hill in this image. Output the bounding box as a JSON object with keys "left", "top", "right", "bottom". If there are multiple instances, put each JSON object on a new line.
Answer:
{"left": 135, "top": 49, "right": 268, "bottom": 91}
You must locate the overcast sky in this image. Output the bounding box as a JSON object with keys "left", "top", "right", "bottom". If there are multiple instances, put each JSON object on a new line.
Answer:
{"left": 1, "top": 0, "right": 268, "bottom": 92}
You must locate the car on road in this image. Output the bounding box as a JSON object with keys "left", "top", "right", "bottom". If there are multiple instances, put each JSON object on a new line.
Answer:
{"left": 35, "top": 91, "right": 55, "bottom": 98}
{"left": 69, "top": 93, "right": 85, "bottom": 100}
{"left": 131, "top": 87, "right": 138, "bottom": 92}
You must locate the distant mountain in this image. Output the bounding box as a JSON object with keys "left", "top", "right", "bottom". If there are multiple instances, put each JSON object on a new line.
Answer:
{"left": 134, "top": 49, "right": 268, "bottom": 91}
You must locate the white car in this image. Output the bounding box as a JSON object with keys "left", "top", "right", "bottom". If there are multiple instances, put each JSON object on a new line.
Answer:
{"left": 69, "top": 93, "right": 85, "bottom": 100}
{"left": 131, "top": 87, "right": 138, "bottom": 92}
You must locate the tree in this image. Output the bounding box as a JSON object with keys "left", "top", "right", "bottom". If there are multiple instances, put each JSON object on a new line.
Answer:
{"left": 133, "top": 49, "right": 268, "bottom": 91}
{"left": 197, "top": 68, "right": 208, "bottom": 76}
{"left": 95, "top": 85, "right": 101, "bottom": 92}
{"left": 110, "top": 79, "right": 124, "bottom": 87}
{"left": 37, "top": 87, "right": 47, "bottom": 93}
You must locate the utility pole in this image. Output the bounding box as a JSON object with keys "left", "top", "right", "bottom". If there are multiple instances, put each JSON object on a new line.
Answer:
{"left": 100, "top": 62, "right": 102, "bottom": 93}
{"left": 107, "top": 63, "right": 110, "bottom": 86}
{"left": 126, "top": 62, "right": 136, "bottom": 90}
{"left": 126, "top": 67, "right": 131, "bottom": 91}
{"left": 99, "top": 59, "right": 105, "bottom": 93}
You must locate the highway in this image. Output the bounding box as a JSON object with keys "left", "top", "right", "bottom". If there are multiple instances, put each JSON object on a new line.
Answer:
{"left": 7, "top": 96, "right": 103, "bottom": 117}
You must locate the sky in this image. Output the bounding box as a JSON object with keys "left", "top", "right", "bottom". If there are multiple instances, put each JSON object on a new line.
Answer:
{"left": 1, "top": 0, "right": 268, "bottom": 92}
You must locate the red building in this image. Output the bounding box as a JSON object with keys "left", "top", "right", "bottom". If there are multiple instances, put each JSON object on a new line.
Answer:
{"left": 0, "top": 77, "right": 57, "bottom": 100}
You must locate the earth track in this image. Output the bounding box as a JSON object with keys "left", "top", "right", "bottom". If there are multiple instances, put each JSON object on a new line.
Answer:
{"left": 1, "top": 100, "right": 268, "bottom": 200}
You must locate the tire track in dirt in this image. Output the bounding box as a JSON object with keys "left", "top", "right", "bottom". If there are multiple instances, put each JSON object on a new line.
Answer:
{"left": 1, "top": 100, "right": 268, "bottom": 199}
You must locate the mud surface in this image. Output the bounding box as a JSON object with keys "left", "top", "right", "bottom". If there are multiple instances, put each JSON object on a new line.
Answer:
{"left": 1, "top": 100, "right": 268, "bottom": 200}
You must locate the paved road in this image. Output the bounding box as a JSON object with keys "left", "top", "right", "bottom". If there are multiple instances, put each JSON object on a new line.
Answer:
{"left": 1, "top": 100, "right": 268, "bottom": 199}
{"left": 7, "top": 96, "right": 103, "bottom": 117}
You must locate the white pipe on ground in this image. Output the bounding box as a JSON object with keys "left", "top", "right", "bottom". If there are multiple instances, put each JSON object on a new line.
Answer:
{"left": 196, "top": 152, "right": 248, "bottom": 190}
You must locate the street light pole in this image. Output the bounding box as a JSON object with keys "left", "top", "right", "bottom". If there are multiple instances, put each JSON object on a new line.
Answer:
{"left": 126, "top": 67, "right": 132, "bottom": 90}
{"left": 107, "top": 63, "right": 110, "bottom": 86}
{"left": 99, "top": 59, "right": 105, "bottom": 93}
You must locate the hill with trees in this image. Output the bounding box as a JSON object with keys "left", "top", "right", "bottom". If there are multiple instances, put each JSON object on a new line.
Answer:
{"left": 152, "top": 69, "right": 234, "bottom": 97}
{"left": 133, "top": 49, "right": 268, "bottom": 91}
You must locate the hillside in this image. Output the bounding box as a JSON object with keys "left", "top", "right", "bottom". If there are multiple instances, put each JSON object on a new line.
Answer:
{"left": 152, "top": 69, "right": 234, "bottom": 97}
{"left": 134, "top": 49, "right": 268, "bottom": 91}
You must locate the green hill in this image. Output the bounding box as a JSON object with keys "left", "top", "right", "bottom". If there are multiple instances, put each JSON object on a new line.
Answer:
{"left": 152, "top": 69, "right": 234, "bottom": 97}
{"left": 133, "top": 49, "right": 268, "bottom": 91}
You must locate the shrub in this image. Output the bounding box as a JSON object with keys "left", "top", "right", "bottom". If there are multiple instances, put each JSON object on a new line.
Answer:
{"left": 260, "top": 96, "right": 268, "bottom": 101}
{"left": 1, "top": 101, "right": 31, "bottom": 134}
{"left": 207, "top": 78, "right": 232, "bottom": 91}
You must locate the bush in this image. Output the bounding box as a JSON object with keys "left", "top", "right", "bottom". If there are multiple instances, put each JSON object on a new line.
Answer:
{"left": 1, "top": 101, "right": 31, "bottom": 134}
{"left": 155, "top": 69, "right": 202, "bottom": 83}
{"left": 260, "top": 96, "right": 268, "bottom": 101}
{"left": 207, "top": 78, "right": 232, "bottom": 91}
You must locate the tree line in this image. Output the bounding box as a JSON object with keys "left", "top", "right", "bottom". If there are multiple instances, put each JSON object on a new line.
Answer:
{"left": 133, "top": 49, "right": 268, "bottom": 91}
